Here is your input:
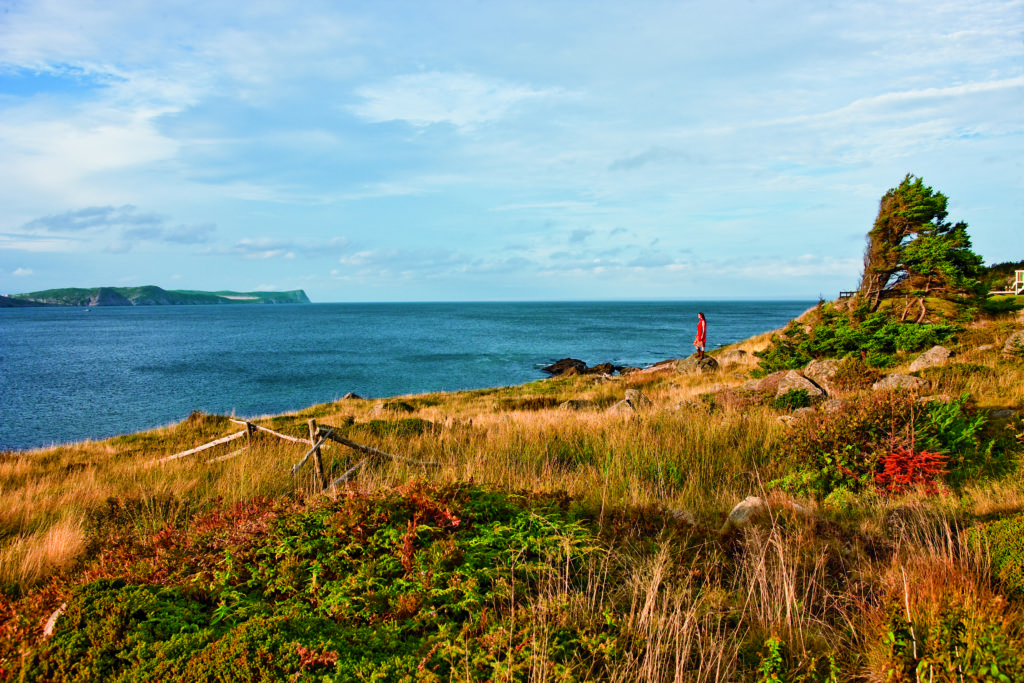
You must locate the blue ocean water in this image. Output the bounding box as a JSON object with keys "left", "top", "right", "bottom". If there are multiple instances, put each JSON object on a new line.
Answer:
{"left": 0, "top": 301, "right": 813, "bottom": 450}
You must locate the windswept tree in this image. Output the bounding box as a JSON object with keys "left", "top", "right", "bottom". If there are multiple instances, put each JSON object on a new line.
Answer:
{"left": 858, "top": 174, "right": 983, "bottom": 321}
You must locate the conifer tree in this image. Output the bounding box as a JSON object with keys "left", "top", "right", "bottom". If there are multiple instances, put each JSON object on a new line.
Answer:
{"left": 857, "top": 174, "right": 983, "bottom": 321}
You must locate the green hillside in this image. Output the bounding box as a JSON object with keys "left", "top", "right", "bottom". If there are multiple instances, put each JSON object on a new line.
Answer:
{"left": 3, "top": 286, "right": 311, "bottom": 306}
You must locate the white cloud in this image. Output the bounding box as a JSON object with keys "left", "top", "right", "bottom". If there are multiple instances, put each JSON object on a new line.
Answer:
{"left": 351, "top": 72, "right": 563, "bottom": 128}
{"left": 12, "top": 267, "right": 34, "bottom": 276}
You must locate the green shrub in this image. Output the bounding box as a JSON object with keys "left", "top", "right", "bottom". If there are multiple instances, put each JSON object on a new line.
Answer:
{"left": 754, "top": 306, "right": 958, "bottom": 374}
{"left": 972, "top": 513, "right": 1024, "bottom": 597}
{"left": 773, "top": 389, "right": 813, "bottom": 411}
{"left": 771, "top": 393, "right": 1001, "bottom": 499}
{"left": 19, "top": 485, "right": 619, "bottom": 682}
{"left": 884, "top": 603, "right": 1024, "bottom": 682}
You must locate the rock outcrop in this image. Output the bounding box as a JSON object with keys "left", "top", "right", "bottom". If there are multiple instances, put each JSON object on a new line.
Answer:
{"left": 542, "top": 358, "right": 624, "bottom": 377}
{"left": 803, "top": 359, "right": 842, "bottom": 391}
{"left": 909, "top": 345, "right": 953, "bottom": 372}
{"left": 872, "top": 374, "right": 929, "bottom": 392}
{"left": 775, "top": 370, "right": 826, "bottom": 399}
{"left": 1002, "top": 331, "right": 1024, "bottom": 358}
{"left": 674, "top": 355, "right": 719, "bottom": 375}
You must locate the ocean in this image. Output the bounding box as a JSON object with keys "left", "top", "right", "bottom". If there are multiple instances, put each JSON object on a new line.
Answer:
{"left": 0, "top": 301, "right": 813, "bottom": 450}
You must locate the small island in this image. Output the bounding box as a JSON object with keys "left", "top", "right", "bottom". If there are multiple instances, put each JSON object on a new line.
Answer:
{"left": 0, "top": 285, "right": 311, "bottom": 307}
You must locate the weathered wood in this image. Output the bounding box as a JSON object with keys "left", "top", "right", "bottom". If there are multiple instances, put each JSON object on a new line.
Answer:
{"left": 206, "top": 448, "right": 247, "bottom": 464}
{"left": 228, "top": 419, "right": 306, "bottom": 444}
{"left": 308, "top": 419, "right": 328, "bottom": 492}
{"left": 329, "top": 458, "right": 368, "bottom": 489}
{"left": 291, "top": 429, "right": 333, "bottom": 476}
{"left": 158, "top": 430, "right": 247, "bottom": 463}
{"left": 318, "top": 430, "right": 439, "bottom": 467}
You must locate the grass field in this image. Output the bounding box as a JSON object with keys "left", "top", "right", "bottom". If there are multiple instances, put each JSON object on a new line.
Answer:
{"left": 2, "top": 311, "right": 1023, "bottom": 681}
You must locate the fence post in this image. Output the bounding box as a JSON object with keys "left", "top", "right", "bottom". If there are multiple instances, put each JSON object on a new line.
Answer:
{"left": 308, "top": 418, "right": 327, "bottom": 492}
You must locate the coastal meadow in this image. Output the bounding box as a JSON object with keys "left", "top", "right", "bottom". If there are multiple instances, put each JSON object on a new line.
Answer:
{"left": 2, "top": 312, "right": 1024, "bottom": 681}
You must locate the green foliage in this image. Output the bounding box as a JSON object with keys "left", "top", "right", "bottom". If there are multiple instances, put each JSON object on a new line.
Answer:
{"left": 772, "top": 393, "right": 1002, "bottom": 499}
{"left": 754, "top": 307, "right": 957, "bottom": 375}
{"left": 755, "top": 636, "right": 840, "bottom": 683}
{"left": 884, "top": 604, "right": 1024, "bottom": 682}
{"left": 860, "top": 174, "right": 985, "bottom": 308}
{"left": 19, "top": 485, "right": 622, "bottom": 682}
{"left": 773, "top": 389, "right": 813, "bottom": 411}
{"left": 971, "top": 513, "right": 1024, "bottom": 597}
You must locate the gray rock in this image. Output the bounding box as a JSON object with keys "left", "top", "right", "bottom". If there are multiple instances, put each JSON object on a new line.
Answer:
{"left": 674, "top": 355, "right": 720, "bottom": 375}
{"left": 991, "top": 408, "right": 1017, "bottom": 419}
{"left": 754, "top": 370, "right": 790, "bottom": 394}
{"left": 1002, "top": 330, "right": 1024, "bottom": 357}
{"left": 719, "top": 496, "right": 770, "bottom": 535}
{"left": 558, "top": 399, "right": 598, "bottom": 411}
{"left": 803, "top": 359, "right": 842, "bottom": 388}
{"left": 775, "top": 370, "right": 825, "bottom": 399}
{"left": 909, "top": 345, "right": 953, "bottom": 372}
{"left": 624, "top": 388, "right": 653, "bottom": 408}
{"left": 608, "top": 399, "right": 635, "bottom": 413}
{"left": 793, "top": 407, "right": 816, "bottom": 419}
{"left": 977, "top": 344, "right": 995, "bottom": 352}
{"left": 43, "top": 603, "right": 67, "bottom": 638}
{"left": 341, "top": 392, "right": 362, "bottom": 400}
{"left": 822, "top": 398, "right": 846, "bottom": 413}
{"left": 872, "top": 374, "right": 930, "bottom": 392}
{"left": 719, "top": 496, "right": 813, "bottom": 535}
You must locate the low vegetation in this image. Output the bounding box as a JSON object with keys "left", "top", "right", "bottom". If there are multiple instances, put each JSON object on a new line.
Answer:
{"left": 1, "top": 298, "right": 1022, "bottom": 680}
{"left": 2, "top": 176, "right": 1023, "bottom": 680}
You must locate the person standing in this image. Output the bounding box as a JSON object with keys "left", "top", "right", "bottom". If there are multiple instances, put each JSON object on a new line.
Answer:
{"left": 693, "top": 312, "right": 707, "bottom": 359}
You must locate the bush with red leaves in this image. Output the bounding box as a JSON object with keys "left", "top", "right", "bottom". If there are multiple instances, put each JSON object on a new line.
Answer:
{"left": 875, "top": 446, "right": 948, "bottom": 495}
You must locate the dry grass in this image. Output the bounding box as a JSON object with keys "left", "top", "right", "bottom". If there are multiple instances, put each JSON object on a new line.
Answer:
{"left": 2, "top": 316, "right": 1023, "bottom": 680}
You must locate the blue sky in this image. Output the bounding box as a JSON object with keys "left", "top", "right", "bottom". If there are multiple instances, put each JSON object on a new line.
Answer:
{"left": 0, "top": 0, "right": 1021, "bottom": 302}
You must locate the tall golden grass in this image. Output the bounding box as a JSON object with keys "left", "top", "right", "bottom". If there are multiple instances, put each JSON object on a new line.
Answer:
{"left": 2, "top": 326, "right": 1023, "bottom": 679}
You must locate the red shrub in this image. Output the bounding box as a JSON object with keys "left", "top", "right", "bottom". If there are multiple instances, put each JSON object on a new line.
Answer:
{"left": 875, "top": 447, "right": 948, "bottom": 495}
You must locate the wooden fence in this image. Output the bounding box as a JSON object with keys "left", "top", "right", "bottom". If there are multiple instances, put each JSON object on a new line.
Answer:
{"left": 153, "top": 417, "right": 439, "bottom": 493}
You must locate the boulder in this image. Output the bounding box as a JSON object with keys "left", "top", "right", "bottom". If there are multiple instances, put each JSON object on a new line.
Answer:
{"left": 822, "top": 398, "right": 847, "bottom": 413}
{"left": 872, "top": 374, "right": 930, "bottom": 392}
{"left": 590, "top": 362, "right": 618, "bottom": 375}
{"left": 608, "top": 399, "right": 635, "bottom": 413}
{"left": 719, "top": 496, "right": 814, "bottom": 535}
{"left": 977, "top": 344, "right": 996, "bottom": 352}
{"left": 341, "top": 392, "right": 362, "bottom": 400}
{"left": 542, "top": 358, "right": 587, "bottom": 376}
{"left": 624, "top": 388, "right": 653, "bottom": 408}
{"left": 1002, "top": 330, "right": 1024, "bottom": 358}
{"left": 542, "top": 358, "right": 625, "bottom": 377}
{"left": 991, "top": 408, "right": 1017, "bottom": 420}
{"left": 719, "top": 496, "right": 770, "bottom": 535}
{"left": 803, "top": 359, "right": 842, "bottom": 389}
{"left": 775, "top": 371, "right": 825, "bottom": 399}
{"left": 753, "top": 370, "right": 789, "bottom": 394}
{"left": 558, "top": 399, "right": 598, "bottom": 411}
{"left": 674, "top": 355, "right": 720, "bottom": 375}
{"left": 793, "top": 407, "right": 816, "bottom": 419}
{"left": 909, "top": 345, "right": 953, "bottom": 372}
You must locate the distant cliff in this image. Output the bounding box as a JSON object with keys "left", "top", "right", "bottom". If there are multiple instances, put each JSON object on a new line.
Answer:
{"left": 1, "top": 286, "right": 311, "bottom": 307}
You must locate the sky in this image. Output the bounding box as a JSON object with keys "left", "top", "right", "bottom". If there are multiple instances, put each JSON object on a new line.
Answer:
{"left": 0, "top": 0, "right": 1021, "bottom": 302}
